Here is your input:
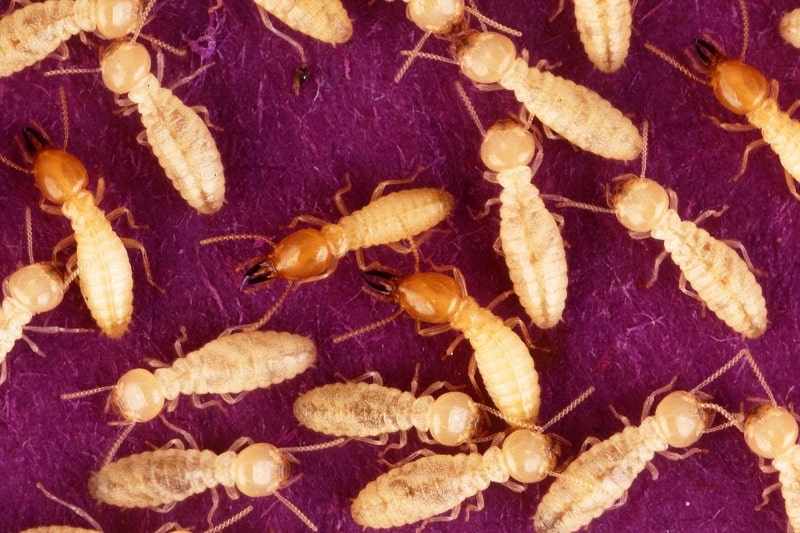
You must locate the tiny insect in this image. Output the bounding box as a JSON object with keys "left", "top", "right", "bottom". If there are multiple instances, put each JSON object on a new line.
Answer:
{"left": 293, "top": 369, "right": 485, "bottom": 447}
{"left": 350, "top": 388, "right": 593, "bottom": 528}
{"left": 571, "top": 0, "right": 633, "bottom": 73}
{"left": 533, "top": 350, "right": 747, "bottom": 532}
{"left": 337, "top": 266, "right": 541, "bottom": 425}
{"left": 98, "top": 39, "right": 225, "bottom": 214}
{"left": 202, "top": 176, "right": 454, "bottom": 330}
{"left": 62, "top": 329, "right": 316, "bottom": 423}
{"left": 89, "top": 432, "right": 344, "bottom": 531}
{"left": 457, "top": 84, "right": 568, "bottom": 329}
{"left": 780, "top": 9, "right": 800, "bottom": 49}
{"left": 645, "top": 0, "right": 800, "bottom": 200}
{"left": 0, "top": 0, "right": 143, "bottom": 78}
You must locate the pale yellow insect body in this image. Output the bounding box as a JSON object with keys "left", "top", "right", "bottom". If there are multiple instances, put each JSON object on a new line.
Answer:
{"left": 0, "top": 0, "right": 141, "bottom": 78}
{"left": 482, "top": 120, "right": 567, "bottom": 328}
{"left": 252, "top": 0, "right": 352, "bottom": 43}
{"left": 99, "top": 41, "right": 225, "bottom": 215}
{"left": 457, "top": 31, "right": 642, "bottom": 161}
{"left": 533, "top": 391, "right": 711, "bottom": 532}
{"left": 573, "top": 0, "right": 632, "bottom": 73}
{"left": 110, "top": 331, "right": 316, "bottom": 422}
{"left": 351, "top": 429, "right": 556, "bottom": 528}
{"left": 780, "top": 9, "right": 800, "bottom": 48}
{"left": 293, "top": 380, "right": 482, "bottom": 446}
{"left": 614, "top": 177, "right": 767, "bottom": 338}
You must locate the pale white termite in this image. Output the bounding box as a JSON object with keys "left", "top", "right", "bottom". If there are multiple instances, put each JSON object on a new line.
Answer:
{"left": 343, "top": 267, "right": 540, "bottom": 425}
{"left": 252, "top": 0, "right": 352, "bottom": 44}
{"left": 292, "top": 371, "right": 484, "bottom": 447}
{"left": 62, "top": 329, "right": 316, "bottom": 423}
{"left": 533, "top": 350, "right": 747, "bottom": 532}
{"left": 451, "top": 31, "right": 642, "bottom": 161}
{"left": 0, "top": 0, "right": 142, "bottom": 78}
{"left": 89, "top": 434, "right": 344, "bottom": 531}
{"left": 98, "top": 40, "right": 225, "bottom": 214}
{"left": 780, "top": 9, "right": 800, "bottom": 48}
{"left": 202, "top": 177, "right": 454, "bottom": 330}
{"left": 572, "top": 0, "right": 633, "bottom": 73}
{"left": 350, "top": 388, "right": 593, "bottom": 528}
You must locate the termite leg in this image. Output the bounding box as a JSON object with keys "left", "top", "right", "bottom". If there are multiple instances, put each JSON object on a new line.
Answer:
{"left": 466, "top": 354, "right": 487, "bottom": 404}
{"left": 678, "top": 273, "right": 704, "bottom": 304}
{"left": 733, "top": 138, "right": 768, "bottom": 181}
{"left": 120, "top": 237, "right": 165, "bottom": 293}
{"left": 785, "top": 170, "right": 800, "bottom": 201}
{"left": 333, "top": 174, "right": 353, "bottom": 216}
{"left": 370, "top": 166, "right": 425, "bottom": 202}
{"left": 284, "top": 214, "right": 329, "bottom": 229}
{"left": 642, "top": 249, "right": 669, "bottom": 289}
{"left": 720, "top": 239, "right": 765, "bottom": 276}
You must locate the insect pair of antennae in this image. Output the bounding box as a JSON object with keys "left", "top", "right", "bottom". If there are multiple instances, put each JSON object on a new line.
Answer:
{"left": 479, "top": 386, "right": 595, "bottom": 433}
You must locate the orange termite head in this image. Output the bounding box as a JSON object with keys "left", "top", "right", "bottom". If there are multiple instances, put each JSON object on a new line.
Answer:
{"left": 364, "top": 270, "right": 462, "bottom": 324}
{"left": 240, "top": 228, "right": 334, "bottom": 290}
{"left": 694, "top": 39, "right": 769, "bottom": 115}
{"left": 23, "top": 126, "right": 88, "bottom": 205}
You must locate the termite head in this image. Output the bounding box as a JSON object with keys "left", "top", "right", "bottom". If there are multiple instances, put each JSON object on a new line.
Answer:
{"left": 612, "top": 177, "right": 669, "bottom": 233}
{"left": 743, "top": 404, "right": 799, "bottom": 460}
{"left": 109, "top": 368, "right": 165, "bottom": 422}
{"left": 92, "top": 0, "right": 142, "bottom": 39}
{"left": 480, "top": 120, "right": 536, "bottom": 172}
{"left": 3, "top": 263, "right": 65, "bottom": 313}
{"left": 100, "top": 40, "right": 151, "bottom": 94}
{"left": 654, "top": 391, "right": 712, "bottom": 448}
{"left": 406, "top": 0, "right": 465, "bottom": 34}
{"left": 694, "top": 39, "right": 769, "bottom": 115}
{"left": 23, "top": 126, "right": 89, "bottom": 205}
{"left": 365, "top": 271, "right": 461, "bottom": 324}
{"left": 234, "top": 443, "right": 290, "bottom": 497}
{"left": 502, "top": 429, "right": 558, "bottom": 483}
{"left": 428, "top": 391, "right": 486, "bottom": 446}
{"left": 456, "top": 31, "right": 517, "bottom": 84}
{"left": 242, "top": 229, "right": 333, "bottom": 289}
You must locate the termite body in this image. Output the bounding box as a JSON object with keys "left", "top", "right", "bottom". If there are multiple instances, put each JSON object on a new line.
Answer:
{"left": 573, "top": 0, "right": 632, "bottom": 72}
{"left": 99, "top": 40, "right": 225, "bottom": 214}
{"left": 0, "top": 0, "right": 141, "bottom": 78}
{"left": 780, "top": 9, "right": 800, "bottom": 48}
{"left": 252, "top": 0, "right": 352, "bottom": 44}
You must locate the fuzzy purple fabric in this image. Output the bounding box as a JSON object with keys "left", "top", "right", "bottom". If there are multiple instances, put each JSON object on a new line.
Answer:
{"left": 1, "top": 0, "right": 799, "bottom": 532}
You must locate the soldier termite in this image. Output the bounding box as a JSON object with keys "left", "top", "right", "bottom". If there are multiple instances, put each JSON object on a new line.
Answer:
{"left": 456, "top": 83, "right": 567, "bottom": 329}
{"left": 335, "top": 266, "right": 540, "bottom": 426}
{"left": 645, "top": 0, "right": 800, "bottom": 200}
{"left": 292, "top": 369, "right": 485, "bottom": 448}
{"left": 350, "top": 387, "right": 593, "bottom": 529}
{"left": 23, "top": 482, "right": 253, "bottom": 533}
{"left": 780, "top": 9, "right": 800, "bottom": 49}
{"left": 533, "top": 351, "right": 747, "bottom": 532}
{"left": 0, "top": 0, "right": 143, "bottom": 79}
{"left": 201, "top": 175, "right": 454, "bottom": 331}
{"left": 89, "top": 431, "right": 345, "bottom": 531}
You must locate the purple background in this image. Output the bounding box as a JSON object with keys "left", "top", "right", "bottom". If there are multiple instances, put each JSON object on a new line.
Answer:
{"left": 1, "top": 0, "right": 799, "bottom": 531}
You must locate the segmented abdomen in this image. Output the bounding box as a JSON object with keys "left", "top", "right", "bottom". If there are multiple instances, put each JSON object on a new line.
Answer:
{"left": 775, "top": 445, "right": 800, "bottom": 531}
{"left": 573, "top": 0, "right": 632, "bottom": 73}
{"left": 253, "top": 0, "right": 352, "bottom": 43}
{"left": 654, "top": 211, "right": 767, "bottom": 338}
{"left": 497, "top": 168, "right": 567, "bottom": 329}
{"left": 451, "top": 298, "right": 540, "bottom": 424}
{"left": 749, "top": 100, "right": 800, "bottom": 183}
{"left": 89, "top": 449, "right": 230, "bottom": 507}
{"left": 129, "top": 74, "right": 225, "bottom": 214}
{"left": 499, "top": 58, "right": 641, "bottom": 161}
{"left": 155, "top": 331, "right": 315, "bottom": 398}
{"left": 0, "top": 298, "right": 31, "bottom": 361}
{"left": 534, "top": 418, "right": 665, "bottom": 533}
{"left": 294, "top": 382, "right": 416, "bottom": 437}
{"left": 321, "top": 188, "right": 454, "bottom": 258}
{"left": 65, "top": 193, "right": 133, "bottom": 338}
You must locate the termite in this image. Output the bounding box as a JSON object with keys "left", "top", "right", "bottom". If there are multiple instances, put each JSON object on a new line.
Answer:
{"left": 780, "top": 9, "right": 800, "bottom": 49}
{"left": 253, "top": 0, "right": 351, "bottom": 45}
{"left": 532, "top": 351, "right": 747, "bottom": 532}
{"left": 89, "top": 431, "right": 345, "bottom": 531}
{"left": 350, "top": 387, "right": 593, "bottom": 529}
{"left": 0, "top": 0, "right": 143, "bottom": 78}
{"left": 201, "top": 175, "right": 454, "bottom": 330}
{"left": 336, "top": 266, "right": 540, "bottom": 425}
{"left": 457, "top": 84, "right": 567, "bottom": 329}
{"left": 645, "top": 0, "right": 800, "bottom": 200}
{"left": 571, "top": 0, "right": 633, "bottom": 73}
{"left": 292, "top": 369, "right": 485, "bottom": 447}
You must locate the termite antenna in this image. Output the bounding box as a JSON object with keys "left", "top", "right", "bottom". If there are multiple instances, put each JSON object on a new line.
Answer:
{"left": 140, "top": 33, "right": 187, "bottom": 56}
{"left": 540, "top": 387, "right": 595, "bottom": 432}
{"left": 395, "top": 31, "right": 432, "bottom": 83}
{"left": 331, "top": 308, "right": 404, "bottom": 344}
{"left": 279, "top": 437, "right": 347, "bottom": 454}
{"left": 274, "top": 492, "right": 318, "bottom": 532}
{"left": 131, "top": 0, "right": 157, "bottom": 43}
{"left": 643, "top": 42, "right": 707, "bottom": 85}
{"left": 738, "top": 349, "right": 778, "bottom": 405}
{"left": 103, "top": 422, "right": 136, "bottom": 466}
{"left": 24, "top": 208, "right": 34, "bottom": 265}
{"left": 549, "top": 195, "right": 615, "bottom": 214}
{"left": 200, "top": 233, "right": 276, "bottom": 247}
{"left": 44, "top": 67, "right": 102, "bottom": 77}
{"left": 0, "top": 151, "right": 30, "bottom": 173}
{"left": 638, "top": 120, "right": 649, "bottom": 179}
{"left": 61, "top": 384, "right": 116, "bottom": 400}
{"left": 465, "top": 7, "right": 521, "bottom": 36}
{"left": 690, "top": 349, "right": 751, "bottom": 394}
{"left": 58, "top": 87, "right": 70, "bottom": 148}
{"left": 737, "top": 0, "right": 749, "bottom": 61}
{"left": 477, "top": 387, "right": 595, "bottom": 432}
{"left": 244, "top": 281, "right": 293, "bottom": 330}
{"left": 700, "top": 402, "right": 744, "bottom": 433}
{"left": 35, "top": 482, "right": 104, "bottom": 531}
{"left": 455, "top": 81, "right": 486, "bottom": 136}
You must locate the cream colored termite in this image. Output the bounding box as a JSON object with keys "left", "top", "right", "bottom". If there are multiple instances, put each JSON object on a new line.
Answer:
{"left": 780, "top": 9, "right": 800, "bottom": 48}
{"left": 201, "top": 175, "right": 454, "bottom": 331}
{"left": 252, "top": 0, "right": 352, "bottom": 45}
{"left": 293, "top": 370, "right": 485, "bottom": 447}
{"left": 0, "top": 0, "right": 143, "bottom": 78}
{"left": 533, "top": 351, "right": 747, "bottom": 532}
{"left": 572, "top": 0, "right": 633, "bottom": 73}
{"left": 350, "top": 388, "right": 593, "bottom": 529}
{"left": 457, "top": 83, "right": 567, "bottom": 329}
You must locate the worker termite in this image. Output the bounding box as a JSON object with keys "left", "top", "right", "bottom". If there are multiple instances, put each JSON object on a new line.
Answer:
{"left": 23, "top": 482, "right": 254, "bottom": 532}
{"left": 336, "top": 266, "right": 540, "bottom": 425}
{"left": 0, "top": 0, "right": 143, "bottom": 78}
{"left": 780, "top": 9, "right": 800, "bottom": 48}
{"left": 201, "top": 176, "right": 455, "bottom": 330}
{"left": 89, "top": 430, "right": 345, "bottom": 531}
{"left": 350, "top": 387, "right": 593, "bottom": 529}
{"left": 292, "top": 369, "right": 485, "bottom": 447}
{"left": 533, "top": 350, "right": 747, "bottom": 532}
{"left": 252, "top": 0, "right": 351, "bottom": 46}
{"left": 570, "top": 0, "right": 633, "bottom": 73}
{"left": 645, "top": 0, "right": 800, "bottom": 200}
{"left": 457, "top": 84, "right": 567, "bottom": 329}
